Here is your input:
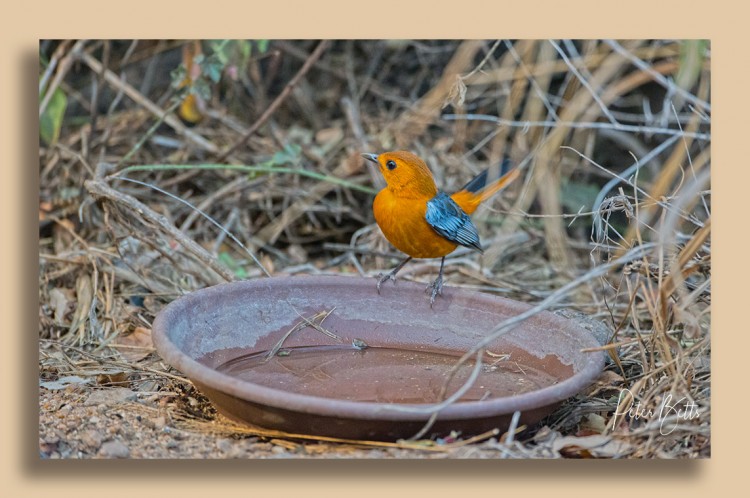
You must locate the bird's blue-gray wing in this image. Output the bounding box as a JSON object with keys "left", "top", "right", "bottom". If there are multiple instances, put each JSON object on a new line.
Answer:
{"left": 424, "top": 192, "right": 483, "bottom": 253}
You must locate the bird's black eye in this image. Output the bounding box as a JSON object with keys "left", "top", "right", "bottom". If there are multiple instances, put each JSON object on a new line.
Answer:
{"left": 386, "top": 160, "right": 397, "bottom": 170}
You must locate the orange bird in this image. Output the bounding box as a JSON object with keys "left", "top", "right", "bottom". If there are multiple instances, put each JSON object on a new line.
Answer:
{"left": 362, "top": 150, "right": 520, "bottom": 305}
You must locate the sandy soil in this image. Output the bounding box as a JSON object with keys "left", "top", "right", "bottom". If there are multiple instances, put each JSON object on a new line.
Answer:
{"left": 38, "top": 384, "right": 540, "bottom": 459}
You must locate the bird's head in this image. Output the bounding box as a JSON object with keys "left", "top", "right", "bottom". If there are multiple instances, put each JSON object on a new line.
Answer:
{"left": 361, "top": 150, "right": 437, "bottom": 197}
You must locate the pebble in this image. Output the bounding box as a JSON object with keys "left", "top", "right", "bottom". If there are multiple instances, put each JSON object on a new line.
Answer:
{"left": 216, "top": 438, "right": 233, "bottom": 453}
{"left": 80, "top": 430, "right": 103, "bottom": 450}
{"left": 145, "top": 415, "right": 166, "bottom": 430}
{"left": 154, "top": 416, "right": 167, "bottom": 429}
{"left": 98, "top": 439, "right": 130, "bottom": 458}
{"left": 43, "top": 434, "right": 60, "bottom": 444}
{"left": 84, "top": 387, "right": 137, "bottom": 406}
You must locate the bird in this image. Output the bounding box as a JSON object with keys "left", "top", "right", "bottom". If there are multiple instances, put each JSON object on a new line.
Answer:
{"left": 362, "top": 150, "right": 520, "bottom": 305}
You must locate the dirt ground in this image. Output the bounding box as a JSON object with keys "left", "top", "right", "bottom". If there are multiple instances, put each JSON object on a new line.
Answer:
{"left": 38, "top": 381, "right": 556, "bottom": 459}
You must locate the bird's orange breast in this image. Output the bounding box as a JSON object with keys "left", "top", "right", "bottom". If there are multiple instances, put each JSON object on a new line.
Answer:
{"left": 373, "top": 189, "right": 458, "bottom": 259}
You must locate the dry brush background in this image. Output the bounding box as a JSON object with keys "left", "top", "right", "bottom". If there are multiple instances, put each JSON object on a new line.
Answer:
{"left": 38, "top": 39, "right": 710, "bottom": 458}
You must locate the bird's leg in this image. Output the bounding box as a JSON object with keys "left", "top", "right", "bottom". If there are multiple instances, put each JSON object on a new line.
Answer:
{"left": 376, "top": 256, "right": 413, "bottom": 293}
{"left": 426, "top": 257, "right": 446, "bottom": 306}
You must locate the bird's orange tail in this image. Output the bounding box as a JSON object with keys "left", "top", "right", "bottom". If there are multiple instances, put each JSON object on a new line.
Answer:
{"left": 450, "top": 159, "right": 520, "bottom": 215}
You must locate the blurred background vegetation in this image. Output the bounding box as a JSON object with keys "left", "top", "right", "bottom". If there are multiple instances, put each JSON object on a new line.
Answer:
{"left": 39, "top": 40, "right": 710, "bottom": 458}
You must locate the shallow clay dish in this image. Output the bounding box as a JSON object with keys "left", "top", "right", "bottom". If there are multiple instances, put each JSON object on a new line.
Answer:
{"left": 152, "top": 276, "right": 605, "bottom": 440}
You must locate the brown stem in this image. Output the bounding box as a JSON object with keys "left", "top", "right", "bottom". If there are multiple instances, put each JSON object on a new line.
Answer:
{"left": 74, "top": 47, "right": 218, "bottom": 154}
{"left": 216, "top": 40, "right": 332, "bottom": 162}
{"left": 84, "top": 179, "right": 235, "bottom": 284}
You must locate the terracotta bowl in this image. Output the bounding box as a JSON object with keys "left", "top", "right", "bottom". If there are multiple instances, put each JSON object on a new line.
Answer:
{"left": 152, "top": 275, "right": 605, "bottom": 440}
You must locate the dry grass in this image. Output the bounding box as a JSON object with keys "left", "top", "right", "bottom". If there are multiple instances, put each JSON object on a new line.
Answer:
{"left": 39, "top": 39, "right": 710, "bottom": 458}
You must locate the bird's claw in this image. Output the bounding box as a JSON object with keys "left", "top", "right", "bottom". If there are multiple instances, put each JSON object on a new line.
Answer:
{"left": 376, "top": 271, "right": 397, "bottom": 294}
{"left": 426, "top": 274, "right": 444, "bottom": 307}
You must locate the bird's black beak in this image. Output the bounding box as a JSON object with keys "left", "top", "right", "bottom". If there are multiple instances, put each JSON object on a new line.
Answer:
{"left": 361, "top": 153, "right": 379, "bottom": 164}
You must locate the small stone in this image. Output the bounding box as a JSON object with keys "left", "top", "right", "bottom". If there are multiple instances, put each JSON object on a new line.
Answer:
{"left": 80, "top": 429, "right": 103, "bottom": 450}
{"left": 168, "top": 428, "right": 188, "bottom": 440}
{"left": 98, "top": 439, "right": 130, "bottom": 458}
{"left": 217, "top": 438, "right": 233, "bottom": 453}
{"left": 84, "top": 387, "right": 137, "bottom": 406}
{"left": 40, "top": 440, "right": 59, "bottom": 455}
{"left": 151, "top": 416, "right": 166, "bottom": 430}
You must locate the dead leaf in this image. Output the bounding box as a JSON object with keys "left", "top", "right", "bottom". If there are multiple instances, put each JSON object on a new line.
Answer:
{"left": 673, "top": 305, "right": 709, "bottom": 342}
{"left": 315, "top": 126, "right": 344, "bottom": 145}
{"left": 580, "top": 413, "right": 608, "bottom": 434}
{"left": 68, "top": 273, "right": 93, "bottom": 337}
{"left": 597, "top": 370, "right": 625, "bottom": 386}
{"left": 48, "top": 287, "right": 73, "bottom": 325}
{"left": 588, "top": 370, "right": 626, "bottom": 396}
{"left": 553, "top": 434, "right": 632, "bottom": 458}
{"left": 314, "top": 127, "right": 344, "bottom": 154}
{"left": 112, "top": 326, "right": 154, "bottom": 362}
{"left": 52, "top": 221, "right": 75, "bottom": 255}
{"left": 39, "top": 375, "right": 92, "bottom": 390}
{"left": 444, "top": 74, "right": 467, "bottom": 108}
{"left": 260, "top": 254, "right": 275, "bottom": 275}
{"left": 96, "top": 371, "right": 130, "bottom": 387}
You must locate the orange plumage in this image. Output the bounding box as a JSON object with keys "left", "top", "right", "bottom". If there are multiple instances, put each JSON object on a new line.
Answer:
{"left": 362, "top": 150, "right": 519, "bottom": 305}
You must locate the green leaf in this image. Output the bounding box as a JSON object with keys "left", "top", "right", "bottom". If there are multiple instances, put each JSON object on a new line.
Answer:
{"left": 169, "top": 65, "right": 187, "bottom": 88}
{"left": 39, "top": 86, "right": 67, "bottom": 145}
{"left": 270, "top": 143, "right": 302, "bottom": 166}
{"left": 676, "top": 40, "right": 708, "bottom": 94}
{"left": 238, "top": 40, "right": 252, "bottom": 60}
{"left": 209, "top": 40, "right": 230, "bottom": 63}
{"left": 193, "top": 79, "right": 212, "bottom": 101}
{"left": 218, "top": 251, "right": 248, "bottom": 279}
{"left": 202, "top": 54, "right": 224, "bottom": 84}
{"left": 256, "top": 40, "right": 269, "bottom": 54}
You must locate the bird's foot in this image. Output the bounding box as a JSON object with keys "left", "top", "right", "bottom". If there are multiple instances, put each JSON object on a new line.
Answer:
{"left": 426, "top": 274, "right": 444, "bottom": 307}
{"left": 376, "top": 270, "right": 398, "bottom": 294}
{"left": 375, "top": 257, "right": 413, "bottom": 295}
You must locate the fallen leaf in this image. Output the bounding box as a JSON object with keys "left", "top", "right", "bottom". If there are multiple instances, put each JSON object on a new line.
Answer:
{"left": 48, "top": 288, "right": 73, "bottom": 325}
{"left": 68, "top": 273, "right": 93, "bottom": 337}
{"left": 260, "top": 254, "right": 275, "bottom": 275}
{"left": 39, "top": 375, "right": 92, "bottom": 391}
{"left": 40, "top": 84, "right": 67, "bottom": 145}
{"left": 597, "top": 370, "right": 625, "bottom": 386}
{"left": 552, "top": 434, "right": 632, "bottom": 458}
{"left": 96, "top": 371, "right": 130, "bottom": 387}
{"left": 112, "top": 327, "right": 154, "bottom": 362}
{"left": 579, "top": 413, "right": 608, "bottom": 434}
